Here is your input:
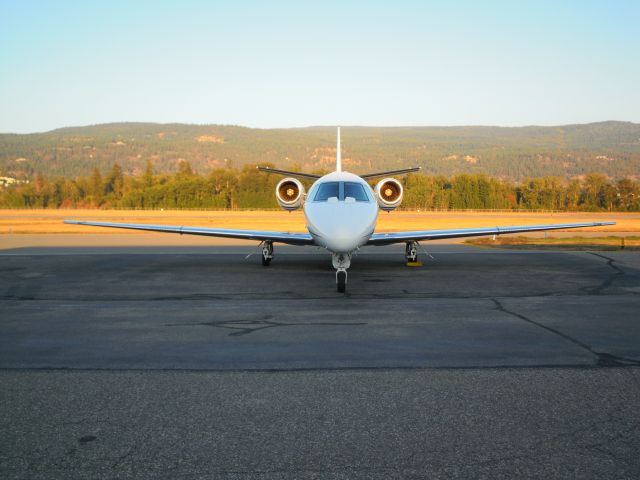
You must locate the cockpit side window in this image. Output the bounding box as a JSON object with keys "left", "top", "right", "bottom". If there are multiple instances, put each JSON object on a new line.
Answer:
{"left": 313, "top": 182, "right": 340, "bottom": 201}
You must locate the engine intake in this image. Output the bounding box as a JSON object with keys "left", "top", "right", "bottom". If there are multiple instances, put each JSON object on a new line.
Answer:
{"left": 374, "top": 177, "right": 403, "bottom": 211}
{"left": 276, "top": 178, "right": 305, "bottom": 211}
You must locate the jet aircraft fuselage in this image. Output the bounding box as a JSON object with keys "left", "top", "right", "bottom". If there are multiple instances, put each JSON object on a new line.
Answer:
{"left": 304, "top": 171, "right": 378, "bottom": 253}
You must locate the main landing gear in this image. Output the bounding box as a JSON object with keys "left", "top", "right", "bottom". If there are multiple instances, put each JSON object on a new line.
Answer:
{"left": 405, "top": 241, "right": 421, "bottom": 266}
{"left": 332, "top": 252, "right": 351, "bottom": 293}
{"left": 261, "top": 241, "right": 273, "bottom": 266}
{"left": 405, "top": 240, "right": 418, "bottom": 262}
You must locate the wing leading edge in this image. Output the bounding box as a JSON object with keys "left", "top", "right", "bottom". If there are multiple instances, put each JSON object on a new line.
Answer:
{"left": 64, "top": 220, "right": 315, "bottom": 245}
{"left": 367, "top": 221, "right": 616, "bottom": 245}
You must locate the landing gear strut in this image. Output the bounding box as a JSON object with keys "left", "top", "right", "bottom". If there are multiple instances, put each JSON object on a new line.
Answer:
{"left": 405, "top": 241, "right": 419, "bottom": 263}
{"left": 332, "top": 252, "right": 351, "bottom": 293}
{"left": 262, "top": 241, "right": 273, "bottom": 266}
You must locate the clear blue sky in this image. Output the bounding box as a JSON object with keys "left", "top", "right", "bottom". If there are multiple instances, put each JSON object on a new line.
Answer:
{"left": 0, "top": 0, "right": 638, "bottom": 133}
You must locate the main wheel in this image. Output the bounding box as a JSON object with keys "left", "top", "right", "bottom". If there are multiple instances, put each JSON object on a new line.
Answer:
{"left": 337, "top": 271, "right": 346, "bottom": 293}
{"left": 405, "top": 242, "right": 418, "bottom": 263}
{"left": 261, "top": 242, "right": 273, "bottom": 266}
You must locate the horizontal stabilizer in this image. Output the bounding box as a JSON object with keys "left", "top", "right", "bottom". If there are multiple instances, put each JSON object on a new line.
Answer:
{"left": 257, "top": 166, "right": 321, "bottom": 180}
{"left": 360, "top": 167, "right": 421, "bottom": 179}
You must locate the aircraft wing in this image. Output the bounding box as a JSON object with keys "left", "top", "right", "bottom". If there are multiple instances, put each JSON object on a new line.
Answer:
{"left": 64, "top": 220, "right": 315, "bottom": 245}
{"left": 367, "top": 221, "right": 616, "bottom": 245}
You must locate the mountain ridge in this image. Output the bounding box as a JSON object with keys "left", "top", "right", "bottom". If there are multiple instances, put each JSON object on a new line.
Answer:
{"left": 1, "top": 121, "right": 639, "bottom": 180}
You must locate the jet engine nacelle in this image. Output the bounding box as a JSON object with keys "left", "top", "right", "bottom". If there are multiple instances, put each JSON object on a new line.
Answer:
{"left": 374, "top": 177, "right": 403, "bottom": 211}
{"left": 276, "top": 177, "right": 305, "bottom": 211}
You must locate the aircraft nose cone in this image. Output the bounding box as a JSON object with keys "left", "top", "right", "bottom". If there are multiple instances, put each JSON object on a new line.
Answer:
{"left": 323, "top": 227, "right": 360, "bottom": 252}
{"left": 309, "top": 206, "right": 376, "bottom": 253}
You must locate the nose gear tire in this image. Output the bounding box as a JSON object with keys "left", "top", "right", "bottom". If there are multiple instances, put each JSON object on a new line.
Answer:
{"left": 337, "top": 270, "right": 347, "bottom": 293}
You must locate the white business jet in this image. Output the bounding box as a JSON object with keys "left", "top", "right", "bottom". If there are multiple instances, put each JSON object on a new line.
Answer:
{"left": 65, "top": 128, "right": 615, "bottom": 292}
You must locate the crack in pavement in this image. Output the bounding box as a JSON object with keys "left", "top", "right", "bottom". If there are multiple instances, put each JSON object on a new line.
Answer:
{"left": 491, "top": 298, "right": 640, "bottom": 367}
{"left": 165, "top": 316, "right": 366, "bottom": 336}
{"left": 585, "top": 252, "right": 626, "bottom": 294}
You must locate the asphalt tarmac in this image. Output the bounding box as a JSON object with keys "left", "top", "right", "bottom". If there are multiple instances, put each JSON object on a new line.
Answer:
{"left": 1, "top": 243, "right": 640, "bottom": 478}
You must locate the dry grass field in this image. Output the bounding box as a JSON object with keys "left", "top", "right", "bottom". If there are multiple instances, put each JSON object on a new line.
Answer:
{"left": 1, "top": 209, "right": 639, "bottom": 250}
{"left": 1, "top": 209, "right": 639, "bottom": 235}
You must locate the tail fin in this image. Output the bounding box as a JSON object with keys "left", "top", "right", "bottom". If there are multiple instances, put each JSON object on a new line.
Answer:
{"left": 336, "top": 127, "right": 342, "bottom": 172}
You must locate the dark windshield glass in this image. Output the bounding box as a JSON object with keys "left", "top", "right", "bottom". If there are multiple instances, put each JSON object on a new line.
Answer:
{"left": 314, "top": 182, "right": 340, "bottom": 201}
{"left": 313, "top": 181, "right": 371, "bottom": 202}
{"left": 344, "top": 182, "right": 370, "bottom": 202}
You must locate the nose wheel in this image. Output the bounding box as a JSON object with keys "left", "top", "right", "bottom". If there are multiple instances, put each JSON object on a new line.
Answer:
{"left": 336, "top": 269, "right": 347, "bottom": 293}
{"left": 261, "top": 241, "right": 273, "bottom": 266}
{"left": 332, "top": 253, "right": 351, "bottom": 293}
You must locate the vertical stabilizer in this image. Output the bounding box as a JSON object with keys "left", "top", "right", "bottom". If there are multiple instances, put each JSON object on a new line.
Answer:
{"left": 336, "top": 127, "right": 342, "bottom": 172}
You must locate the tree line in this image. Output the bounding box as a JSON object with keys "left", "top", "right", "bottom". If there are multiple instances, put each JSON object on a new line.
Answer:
{"left": 1, "top": 160, "right": 639, "bottom": 211}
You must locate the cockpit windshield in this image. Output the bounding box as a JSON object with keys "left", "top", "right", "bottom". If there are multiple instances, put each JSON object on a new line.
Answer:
{"left": 344, "top": 182, "right": 369, "bottom": 202}
{"left": 313, "top": 182, "right": 371, "bottom": 202}
{"left": 313, "top": 182, "right": 340, "bottom": 201}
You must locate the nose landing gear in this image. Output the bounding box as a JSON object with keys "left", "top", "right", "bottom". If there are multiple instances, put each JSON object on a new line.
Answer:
{"left": 332, "top": 252, "right": 351, "bottom": 293}
{"left": 262, "top": 241, "right": 274, "bottom": 266}
{"left": 336, "top": 269, "right": 347, "bottom": 293}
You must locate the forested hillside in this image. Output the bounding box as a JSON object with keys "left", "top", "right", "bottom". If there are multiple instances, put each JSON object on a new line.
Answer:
{"left": 1, "top": 121, "right": 639, "bottom": 181}
{"left": 2, "top": 161, "right": 638, "bottom": 212}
